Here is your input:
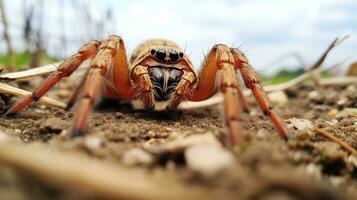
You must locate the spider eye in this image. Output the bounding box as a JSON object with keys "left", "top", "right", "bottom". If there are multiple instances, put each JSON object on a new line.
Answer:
{"left": 179, "top": 52, "right": 184, "bottom": 58}
{"left": 150, "top": 49, "right": 156, "bottom": 55}
{"left": 169, "top": 51, "right": 179, "bottom": 62}
{"left": 155, "top": 49, "right": 166, "bottom": 61}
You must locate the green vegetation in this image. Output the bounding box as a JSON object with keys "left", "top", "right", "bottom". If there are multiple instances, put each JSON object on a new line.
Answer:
{"left": 262, "top": 68, "right": 305, "bottom": 84}
{"left": 262, "top": 67, "right": 330, "bottom": 85}
{"left": 0, "top": 51, "right": 59, "bottom": 69}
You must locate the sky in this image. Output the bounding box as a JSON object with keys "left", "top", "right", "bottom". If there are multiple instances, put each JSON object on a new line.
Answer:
{"left": 1, "top": 0, "right": 357, "bottom": 75}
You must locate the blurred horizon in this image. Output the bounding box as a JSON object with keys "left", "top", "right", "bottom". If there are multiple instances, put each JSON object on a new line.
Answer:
{"left": 1, "top": 0, "right": 356, "bottom": 75}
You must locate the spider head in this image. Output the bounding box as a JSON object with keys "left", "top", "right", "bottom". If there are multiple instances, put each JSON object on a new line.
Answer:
{"left": 150, "top": 48, "right": 184, "bottom": 64}
{"left": 148, "top": 66, "right": 183, "bottom": 101}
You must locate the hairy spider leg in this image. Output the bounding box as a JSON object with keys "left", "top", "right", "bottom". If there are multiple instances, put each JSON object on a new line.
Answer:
{"left": 232, "top": 48, "right": 291, "bottom": 141}
{"left": 71, "top": 35, "right": 130, "bottom": 137}
{"left": 188, "top": 44, "right": 244, "bottom": 144}
{"left": 5, "top": 40, "right": 100, "bottom": 116}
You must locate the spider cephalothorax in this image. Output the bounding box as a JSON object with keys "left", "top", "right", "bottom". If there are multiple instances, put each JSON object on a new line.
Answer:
{"left": 128, "top": 39, "right": 197, "bottom": 105}
{"left": 5, "top": 35, "right": 291, "bottom": 144}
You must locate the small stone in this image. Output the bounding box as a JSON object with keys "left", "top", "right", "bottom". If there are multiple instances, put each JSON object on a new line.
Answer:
{"left": 14, "top": 129, "right": 22, "bottom": 134}
{"left": 84, "top": 137, "right": 102, "bottom": 150}
{"left": 330, "top": 177, "right": 344, "bottom": 187}
{"left": 336, "top": 108, "right": 357, "bottom": 117}
{"left": 308, "top": 90, "right": 319, "bottom": 100}
{"left": 327, "top": 109, "right": 338, "bottom": 117}
{"left": 157, "top": 131, "right": 169, "bottom": 138}
{"left": 331, "top": 119, "right": 338, "bottom": 124}
{"left": 185, "top": 145, "right": 234, "bottom": 177}
{"left": 305, "top": 163, "right": 321, "bottom": 178}
{"left": 167, "top": 131, "right": 182, "bottom": 140}
{"left": 115, "top": 112, "right": 124, "bottom": 119}
{"left": 346, "top": 85, "right": 356, "bottom": 92}
{"left": 147, "top": 131, "right": 156, "bottom": 138}
{"left": 142, "top": 138, "right": 165, "bottom": 149}
{"left": 268, "top": 91, "right": 288, "bottom": 106}
{"left": 122, "top": 148, "right": 154, "bottom": 166}
{"left": 337, "top": 97, "right": 348, "bottom": 106}
{"left": 256, "top": 129, "right": 270, "bottom": 139}
{"left": 348, "top": 155, "right": 357, "bottom": 168}
{"left": 286, "top": 118, "right": 313, "bottom": 131}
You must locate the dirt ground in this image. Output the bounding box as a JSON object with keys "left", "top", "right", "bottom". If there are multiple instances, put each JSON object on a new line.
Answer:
{"left": 0, "top": 77, "right": 356, "bottom": 200}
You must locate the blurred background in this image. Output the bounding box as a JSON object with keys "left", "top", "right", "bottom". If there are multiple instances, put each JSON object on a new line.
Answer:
{"left": 0, "top": 0, "right": 356, "bottom": 79}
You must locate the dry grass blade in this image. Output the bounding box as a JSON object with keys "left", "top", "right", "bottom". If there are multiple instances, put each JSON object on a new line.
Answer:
{"left": 313, "top": 128, "right": 357, "bottom": 156}
{"left": 0, "top": 59, "right": 91, "bottom": 81}
{"left": 308, "top": 35, "right": 349, "bottom": 71}
{"left": 0, "top": 62, "right": 61, "bottom": 81}
{"left": 263, "top": 59, "right": 347, "bottom": 92}
{"left": 0, "top": 140, "right": 210, "bottom": 200}
{"left": 0, "top": 82, "right": 66, "bottom": 108}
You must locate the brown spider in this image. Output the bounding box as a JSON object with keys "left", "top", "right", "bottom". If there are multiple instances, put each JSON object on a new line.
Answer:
{"left": 5, "top": 35, "right": 291, "bottom": 144}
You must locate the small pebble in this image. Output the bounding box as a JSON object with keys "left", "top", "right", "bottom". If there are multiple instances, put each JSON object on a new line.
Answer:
{"left": 330, "top": 177, "right": 344, "bottom": 187}
{"left": 305, "top": 163, "right": 321, "bottom": 179}
{"left": 348, "top": 155, "right": 357, "bottom": 168}
{"left": 115, "top": 112, "right": 124, "bottom": 119}
{"left": 268, "top": 91, "right": 288, "bottom": 106}
{"left": 336, "top": 108, "right": 357, "bottom": 117}
{"left": 337, "top": 97, "right": 348, "bottom": 106}
{"left": 185, "top": 145, "right": 234, "bottom": 177}
{"left": 147, "top": 131, "right": 156, "bottom": 138}
{"left": 122, "top": 148, "right": 154, "bottom": 166}
{"left": 308, "top": 90, "right": 319, "bottom": 99}
{"left": 327, "top": 109, "right": 338, "bottom": 117}
{"left": 286, "top": 118, "right": 313, "bottom": 131}
{"left": 256, "top": 129, "right": 270, "bottom": 139}
{"left": 14, "top": 129, "right": 22, "bottom": 134}
{"left": 84, "top": 137, "right": 102, "bottom": 150}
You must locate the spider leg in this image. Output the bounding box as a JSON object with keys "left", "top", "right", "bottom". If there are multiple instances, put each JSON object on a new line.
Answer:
{"left": 188, "top": 44, "right": 243, "bottom": 144}
{"left": 71, "top": 35, "right": 123, "bottom": 137}
{"left": 5, "top": 41, "right": 100, "bottom": 116}
{"left": 237, "top": 86, "right": 249, "bottom": 113}
{"left": 65, "top": 68, "right": 90, "bottom": 110}
{"left": 167, "top": 70, "right": 195, "bottom": 110}
{"left": 231, "top": 49, "right": 291, "bottom": 141}
{"left": 130, "top": 65, "right": 155, "bottom": 108}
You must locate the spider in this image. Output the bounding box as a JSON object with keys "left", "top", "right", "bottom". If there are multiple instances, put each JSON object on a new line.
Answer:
{"left": 5, "top": 35, "right": 291, "bottom": 144}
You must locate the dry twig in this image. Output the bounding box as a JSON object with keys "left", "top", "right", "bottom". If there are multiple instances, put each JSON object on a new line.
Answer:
{"left": 0, "top": 82, "right": 65, "bottom": 108}
{"left": 307, "top": 35, "right": 349, "bottom": 86}
{"left": 308, "top": 35, "right": 349, "bottom": 71}
{"left": 312, "top": 128, "right": 357, "bottom": 156}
